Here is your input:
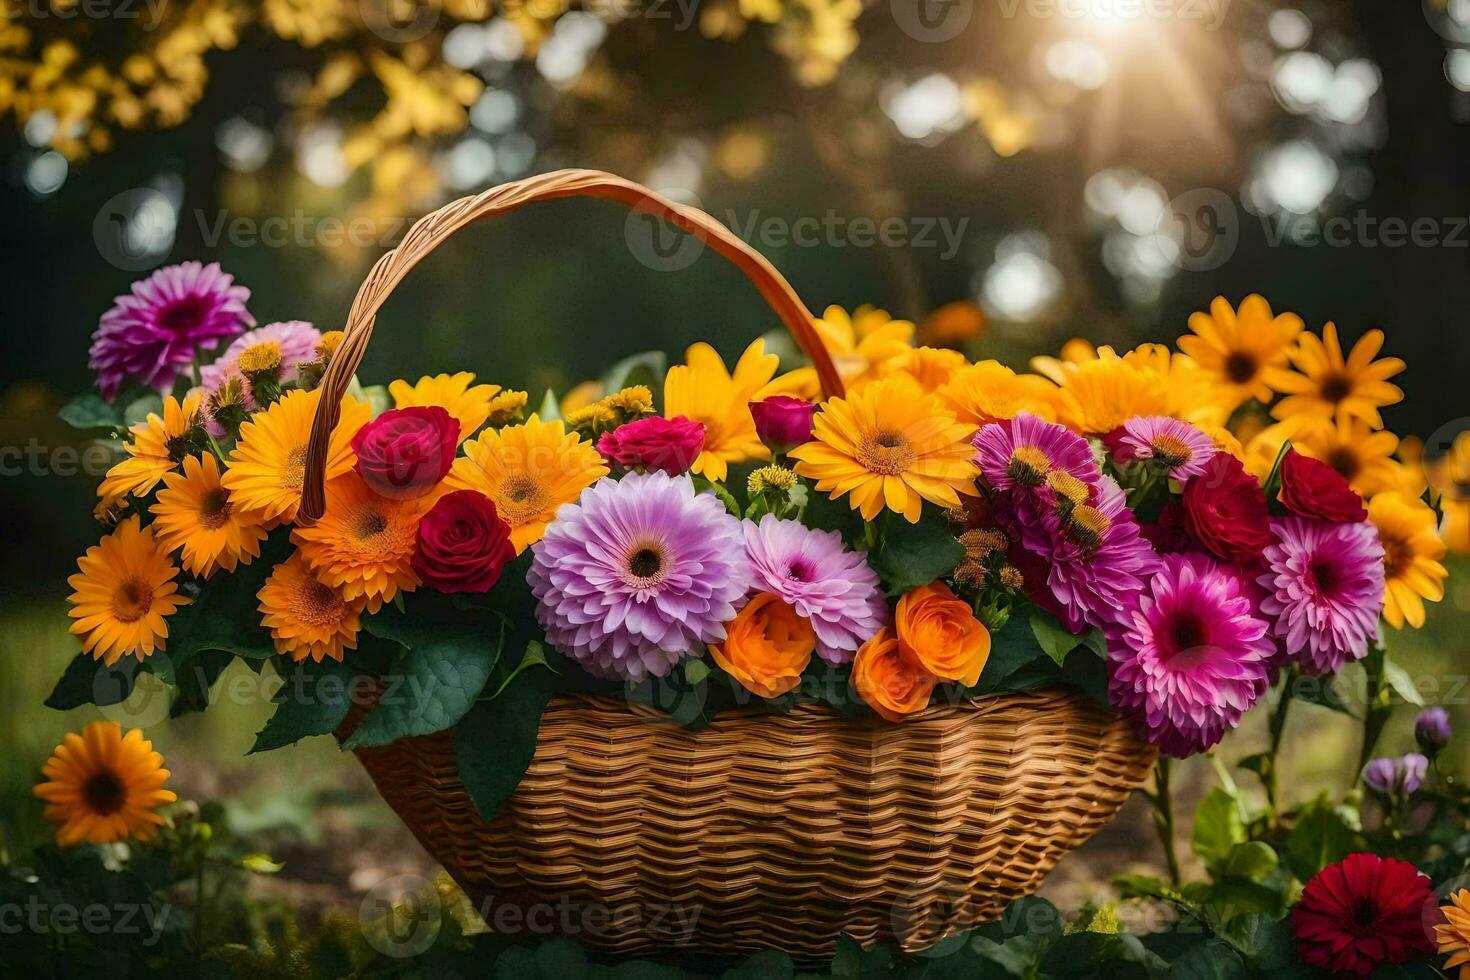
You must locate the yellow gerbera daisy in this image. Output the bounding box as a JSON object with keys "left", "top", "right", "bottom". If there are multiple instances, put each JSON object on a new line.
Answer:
{"left": 1178, "top": 294, "right": 1303, "bottom": 408}
{"left": 448, "top": 414, "right": 608, "bottom": 553}
{"left": 33, "top": 721, "right": 176, "bottom": 846}
{"left": 1369, "top": 492, "right": 1448, "bottom": 629}
{"left": 257, "top": 550, "right": 364, "bottom": 662}
{"left": 938, "top": 360, "right": 1058, "bottom": 426}
{"left": 1122, "top": 343, "right": 1235, "bottom": 428}
{"left": 790, "top": 377, "right": 978, "bottom": 523}
{"left": 67, "top": 516, "right": 190, "bottom": 665}
{"left": 885, "top": 346, "right": 970, "bottom": 393}
{"left": 1271, "top": 322, "right": 1405, "bottom": 428}
{"left": 389, "top": 372, "right": 500, "bottom": 444}
{"left": 291, "top": 472, "right": 430, "bottom": 612}
{"left": 1435, "top": 889, "right": 1470, "bottom": 979}
{"left": 1284, "top": 415, "right": 1404, "bottom": 498}
{"left": 778, "top": 305, "right": 919, "bottom": 398}
{"left": 1030, "top": 338, "right": 1098, "bottom": 385}
{"left": 663, "top": 339, "right": 783, "bottom": 481}
{"left": 96, "top": 392, "right": 204, "bottom": 506}
{"left": 1053, "top": 355, "right": 1168, "bottom": 436}
{"left": 150, "top": 453, "right": 269, "bottom": 578}
{"left": 221, "top": 388, "right": 371, "bottom": 524}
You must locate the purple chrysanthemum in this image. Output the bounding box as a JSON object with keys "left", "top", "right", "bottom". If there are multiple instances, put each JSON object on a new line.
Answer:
{"left": 1015, "top": 475, "right": 1160, "bottom": 633}
{"left": 742, "top": 514, "right": 887, "bottom": 665}
{"left": 90, "top": 261, "right": 255, "bottom": 399}
{"left": 528, "top": 471, "right": 749, "bottom": 680}
{"left": 1113, "top": 415, "right": 1217, "bottom": 481}
{"left": 1109, "top": 553, "right": 1275, "bottom": 757}
{"left": 1257, "top": 517, "right": 1385, "bottom": 675}
{"left": 200, "top": 320, "right": 321, "bottom": 391}
{"left": 974, "top": 412, "right": 1099, "bottom": 493}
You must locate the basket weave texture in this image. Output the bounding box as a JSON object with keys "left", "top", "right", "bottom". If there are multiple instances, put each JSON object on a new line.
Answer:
{"left": 347, "top": 689, "right": 1154, "bottom": 957}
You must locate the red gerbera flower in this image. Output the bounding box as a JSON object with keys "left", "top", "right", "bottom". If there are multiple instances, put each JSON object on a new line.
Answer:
{"left": 1290, "top": 852, "right": 1435, "bottom": 976}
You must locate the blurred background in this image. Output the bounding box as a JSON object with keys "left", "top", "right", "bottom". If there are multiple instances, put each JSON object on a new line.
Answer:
{"left": 3, "top": 0, "right": 1470, "bottom": 932}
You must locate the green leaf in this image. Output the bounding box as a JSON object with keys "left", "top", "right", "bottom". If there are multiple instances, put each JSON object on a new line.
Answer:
{"left": 1218, "top": 841, "right": 1279, "bottom": 883}
{"left": 1285, "top": 796, "right": 1357, "bottom": 882}
{"left": 684, "top": 658, "right": 711, "bottom": 686}
{"left": 1220, "top": 913, "right": 1295, "bottom": 969}
{"left": 971, "top": 934, "right": 1050, "bottom": 978}
{"left": 238, "top": 854, "right": 285, "bottom": 874}
{"left": 455, "top": 669, "right": 557, "bottom": 820}
{"left": 122, "top": 392, "right": 164, "bottom": 426}
{"left": 482, "top": 639, "right": 553, "bottom": 701}
{"left": 1291, "top": 672, "right": 1356, "bottom": 718}
{"left": 1030, "top": 613, "right": 1084, "bottom": 667}
{"left": 248, "top": 657, "right": 360, "bottom": 754}
{"left": 1261, "top": 439, "right": 1292, "bottom": 506}
{"left": 58, "top": 392, "right": 123, "bottom": 431}
{"left": 1166, "top": 941, "right": 1246, "bottom": 979}
{"left": 1192, "top": 788, "right": 1246, "bottom": 873}
{"left": 45, "top": 654, "right": 142, "bottom": 710}
{"left": 343, "top": 629, "right": 499, "bottom": 748}
{"left": 599, "top": 350, "right": 667, "bottom": 397}
{"left": 1381, "top": 655, "right": 1425, "bottom": 707}
{"left": 536, "top": 388, "right": 563, "bottom": 422}
{"left": 169, "top": 531, "right": 293, "bottom": 663}
{"left": 691, "top": 475, "right": 741, "bottom": 516}
{"left": 871, "top": 506, "right": 964, "bottom": 595}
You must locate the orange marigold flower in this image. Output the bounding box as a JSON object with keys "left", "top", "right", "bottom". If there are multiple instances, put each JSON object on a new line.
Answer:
{"left": 850, "top": 626, "right": 937, "bottom": 722}
{"left": 257, "top": 550, "right": 365, "bottom": 662}
{"left": 290, "top": 472, "right": 432, "bottom": 612}
{"left": 894, "top": 581, "right": 991, "bottom": 686}
{"left": 33, "top": 721, "right": 176, "bottom": 846}
{"left": 708, "top": 592, "right": 815, "bottom": 699}
{"left": 67, "top": 516, "right": 190, "bottom": 665}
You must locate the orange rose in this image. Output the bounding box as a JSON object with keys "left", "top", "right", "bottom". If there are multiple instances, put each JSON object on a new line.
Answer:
{"left": 895, "top": 581, "right": 991, "bottom": 686}
{"left": 850, "top": 627, "right": 937, "bottom": 722}
{"left": 709, "top": 592, "right": 815, "bottom": 699}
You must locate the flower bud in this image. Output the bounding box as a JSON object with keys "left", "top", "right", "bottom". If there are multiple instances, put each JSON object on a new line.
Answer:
{"left": 1414, "top": 706, "right": 1452, "bottom": 753}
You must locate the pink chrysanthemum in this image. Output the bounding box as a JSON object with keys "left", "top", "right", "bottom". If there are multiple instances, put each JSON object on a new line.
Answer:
{"left": 528, "top": 471, "right": 748, "bottom": 680}
{"left": 742, "top": 514, "right": 887, "bottom": 665}
{"left": 1113, "top": 416, "right": 1217, "bottom": 480}
{"left": 90, "top": 261, "right": 255, "bottom": 399}
{"left": 974, "top": 412, "right": 1098, "bottom": 493}
{"left": 1012, "top": 476, "right": 1160, "bottom": 633}
{"left": 1258, "top": 517, "right": 1385, "bottom": 675}
{"left": 1109, "top": 553, "right": 1275, "bottom": 757}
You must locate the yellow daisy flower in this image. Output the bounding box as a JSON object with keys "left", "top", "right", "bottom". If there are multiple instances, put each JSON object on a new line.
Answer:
{"left": 1271, "top": 322, "right": 1405, "bottom": 427}
{"left": 778, "top": 305, "right": 918, "bottom": 398}
{"left": 389, "top": 372, "right": 500, "bottom": 444}
{"left": 1053, "top": 355, "right": 1168, "bottom": 436}
{"left": 221, "top": 388, "right": 371, "bottom": 524}
{"left": 150, "top": 453, "right": 270, "bottom": 578}
{"left": 257, "top": 550, "right": 365, "bottom": 662}
{"left": 885, "top": 346, "right": 970, "bottom": 393}
{"left": 291, "top": 472, "right": 431, "bottom": 612}
{"left": 790, "top": 377, "right": 978, "bottom": 523}
{"left": 1177, "top": 294, "right": 1303, "bottom": 408}
{"left": 1435, "top": 889, "right": 1470, "bottom": 979}
{"left": 96, "top": 392, "right": 204, "bottom": 506}
{"left": 67, "top": 516, "right": 190, "bottom": 665}
{"left": 1369, "top": 492, "right": 1448, "bottom": 629}
{"left": 33, "top": 721, "right": 176, "bottom": 846}
{"left": 1121, "top": 343, "right": 1235, "bottom": 428}
{"left": 663, "top": 339, "right": 783, "bottom": 481}
{"left": 938, "top": 360, "right": 1058, "bottom": 427}
{"left": 448, "top": 415, "right": 608, "bottom": 553}
{"left": 485, "top": 389, "right": 529, "bottom": 426}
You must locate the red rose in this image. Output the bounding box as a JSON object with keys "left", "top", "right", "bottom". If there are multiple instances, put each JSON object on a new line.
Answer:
{"left": 749, "top": 395, "right": 815, "bottom": 450}
{"left": 1279, "top": 448, "right": 1366, "bottom": 522}
{"left": 1290, "top": 853, "right": 1434, "bottom": 976}
{"left": 412, "top": 490, "right": 515, "bottom": 593}
{"left": 1181, "top": 453, "right": 1273, "bottom": 563}
{"left": 597, "top": 416, "right": 705, "bottom": 475}
{"left": 352, "top": 406, "right": 457, "bottom": 500}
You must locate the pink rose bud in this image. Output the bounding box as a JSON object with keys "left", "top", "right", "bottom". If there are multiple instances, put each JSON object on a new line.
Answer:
{"left": 351, "top": 405, "right": 458, "bottom": 499}
{"left": 597, "top": 416, "right": 705, "bottom": 475}
{"left": 749, "top": 395, "right": 815, "bottom": 451}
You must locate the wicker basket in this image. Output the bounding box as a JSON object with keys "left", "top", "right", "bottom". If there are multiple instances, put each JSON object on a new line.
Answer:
{"left": 303, "top": 170, "right": 1156, "bottom": 957}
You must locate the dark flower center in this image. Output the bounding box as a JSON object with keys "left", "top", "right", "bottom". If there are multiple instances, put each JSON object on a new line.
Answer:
{"left": 786, "top": 559, "right": 813, "bottom": 582}
{"left": 629, "top": 548, "right": 662, "bottom": 579}
{"left": 158, "top": 296, "right": 211, "bottom": 335}
{"left": 1224, "top": 351, "right": 1258, "bottom": 384}
{"left": 1327, "top": 447, "right": 1359, "bottom": 480}
{"left": 1350, "top": 897, "right": 1379, "bottom": 929}
{"left": 355, "top": 511, "right": 388, "bottom": 539}
{"left": 112, "top": 578, "right": 153, "bottom": 622}
{"left": 1320, "top": 373, "right": 1352, "bottom": 403}
{"left": 198, "top": 488, "right": 231, "bottom": 529}
{"left": 83, "top": 771, "right": 127, "bottom": 815}
{"left": 1310, "top": 558, "right": 1341, "bottom": 594}
{"left": 1163, "top": 610, "right": 1208, "bottom": 657}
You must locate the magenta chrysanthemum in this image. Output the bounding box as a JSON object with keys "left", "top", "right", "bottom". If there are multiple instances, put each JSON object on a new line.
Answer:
{"left": 742, "top": 514, "right": 887, "bottom": 665}
{"left": 1109, "top": 553, "right": 1275, "bottom": 757}
{"left": 90, "top": 261, "right": 255, "bottom": 399}
{"left": 1013, "top": 475, "right": 1159, "bottom": 633}
{"left": 200, "top": 320, "right": 321, "bottom": 391}
{"left": 528, "top": 471, "right": 748, "bottom": 680}
{"left": 974, "top": 412, "right": 1098, "bottom": 492}
{"left": 1257, "top": 517, "right": 1385, "bottom": 675}
{"left": 1114, "top": 416, "right": 1217, "bottom": 480}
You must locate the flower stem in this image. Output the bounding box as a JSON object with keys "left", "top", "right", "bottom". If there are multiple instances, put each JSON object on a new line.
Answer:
{"left": 1357, "top": 651, "right": 1391, "bottom": 779}
{"left": 1151, "top": 757, "right": 1182, "bottom": 887}
{"left": 1264, "top": 669, "right": 1296, "bottom": 820}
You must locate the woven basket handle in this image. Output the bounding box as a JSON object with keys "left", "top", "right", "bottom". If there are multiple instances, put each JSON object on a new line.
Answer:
{"left": 300, "top": 168, "right": 844, "bottom": 524}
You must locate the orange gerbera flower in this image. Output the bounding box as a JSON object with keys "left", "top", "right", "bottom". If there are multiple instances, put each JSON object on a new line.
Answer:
{"left": 221, "top": 388, "right": 371, "bottom": 524}
{"left": 290, "top": 472, "right": 431, "bottom": 612}
{"left": 96, "top": 392, "right": 204, "bottom": 507}
{"left": 939, "top": 360, "right": 1058, "bottom": 427}
{"left": 33, "top": 721, "right": 176, "bottom": 846}
{"left": 257, "top": 550, "right": 365, "bottom": 662}
{"left": 150, "top": 453, "right": 269, "bottom": 577}
{"left": 67, "top": 516, "right": 190, "bottom": 665}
